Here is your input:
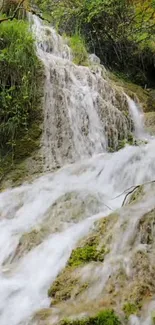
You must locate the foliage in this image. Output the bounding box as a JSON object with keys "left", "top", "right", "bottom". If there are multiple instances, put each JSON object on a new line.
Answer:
{"left": 61, "top": 310, "right": 121, "bottom": 325}
{"left": 0, "top": 19, "right": 43, "bottom": 159}
{"left": 35, "top": 0, "right": 155, "bottom": 86}
{"left": 67, "top": 34, "right": 88, "bottom": 65}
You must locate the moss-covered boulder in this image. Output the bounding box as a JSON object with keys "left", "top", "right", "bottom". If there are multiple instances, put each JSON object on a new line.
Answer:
{"left": 61, "top": 310, "right": 121, "bottom": 325}
{"left": 48, "top": 213, "right": 118, "bottom": 306}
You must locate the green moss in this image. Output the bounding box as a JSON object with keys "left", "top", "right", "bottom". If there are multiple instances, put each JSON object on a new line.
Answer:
{"left": 123, "top": 302, "right": 139, "bottom": 318}
{"left": 61, "top": 310, "right": 121, "bottom": 325}
{"left": 68, "top": 243, "right": 107, "bottom": 267}
{"left": 48, "top": 268, "right": 78, "bottom": 303}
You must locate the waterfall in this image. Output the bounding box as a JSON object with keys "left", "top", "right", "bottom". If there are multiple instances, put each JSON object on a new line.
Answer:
{"left": 31, "top": 15, "right": 135, "bottom": 170}
{"left": 0, "top": 15, "right": 155, "bottom": 325}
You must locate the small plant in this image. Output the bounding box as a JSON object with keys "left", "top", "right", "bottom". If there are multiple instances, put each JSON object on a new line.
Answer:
{"left": 96, "top": 310, "right": 121, "bottom": 325}
{"left": 123, "top": 302, "right": 139, "bottom": 318}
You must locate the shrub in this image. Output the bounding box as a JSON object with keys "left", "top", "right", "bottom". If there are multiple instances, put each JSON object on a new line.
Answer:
{"left": 0, "top": 19, "right": 43, "bottom": 158}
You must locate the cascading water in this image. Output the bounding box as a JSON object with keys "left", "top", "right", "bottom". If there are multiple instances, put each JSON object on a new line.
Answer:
{"left": 31, "top": 15, "right": 134, "bottom": 170}
{"left": 0, "top": 15, "right": 155, "bottom": 325}
{"left": 127, "top": 96, "right": 149, "bottom": 140}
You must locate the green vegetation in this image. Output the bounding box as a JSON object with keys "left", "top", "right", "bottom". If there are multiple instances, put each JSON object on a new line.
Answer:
{"left": 116, "top": 133, "right": 134, "bottom": 151}
{"left": 61, "top": 310, "right": 121, "bottom": 325}
{"left": 0, "top": 19, "right": 43, "bottom": 181}
{"left": 34, "top": 0, "right": 155, "bottom": 87}
{"left": 123, "top": 302, "right": 139, "bottom": 319}
{"left": 48, "top": 272, "right": 78, "bottom": 303}
{"left": 67, "top": 34, "right": 88, "bottom": 66}
{"left": 68, "top": 242, "right": 107, "bottom": 267}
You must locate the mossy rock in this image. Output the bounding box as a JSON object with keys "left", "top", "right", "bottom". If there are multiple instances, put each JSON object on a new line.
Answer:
{"left": 68, "top": 242, "right": 107, "bottom": 268}
{"left": 48, "top": 266, "right": 80, "bottom": 304}
{"left": 48, "top": 213, "right": 118, "bottom": 306}
{"left": 61, "top": 310, "right": 121, "bottom": 325}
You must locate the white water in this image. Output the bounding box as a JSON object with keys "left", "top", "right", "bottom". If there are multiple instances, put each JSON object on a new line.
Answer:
{"left": 0, "top": 140, "right": 155, "bottom": 325}
{"left": 0, "top": 15, "right": 155, "bottom": 325}
{"left": 127, "top": 96, "right": 148, "bottom": 139}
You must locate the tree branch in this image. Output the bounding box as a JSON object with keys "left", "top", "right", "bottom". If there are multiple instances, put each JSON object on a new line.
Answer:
{"left": 0, "top": 0, "right": 25, "bottom": 24}
{"left": 111, "top": 180, "right": 155, "bottom": 207}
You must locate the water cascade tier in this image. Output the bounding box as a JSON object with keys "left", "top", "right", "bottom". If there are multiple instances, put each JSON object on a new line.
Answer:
{"left": 31, "top": 16, "right": 139, "bottom": 171}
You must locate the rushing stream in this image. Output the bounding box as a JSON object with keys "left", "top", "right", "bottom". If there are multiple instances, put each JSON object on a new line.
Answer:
{"left": 0, "top": 16, "right": 155, "bottom": 325}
